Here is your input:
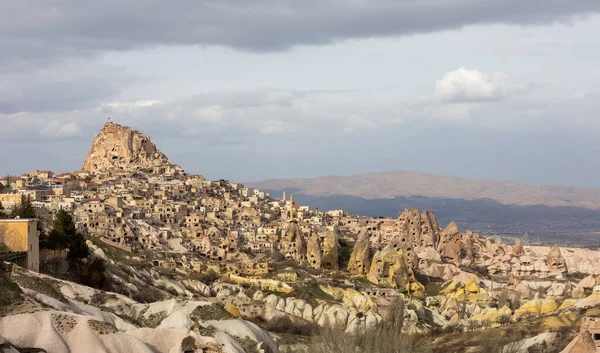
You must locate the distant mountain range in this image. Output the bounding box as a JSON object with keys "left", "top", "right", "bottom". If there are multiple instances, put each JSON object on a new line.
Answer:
{"left": 248, "top": 170, "right": 600, "bottom": 209}
{"left": 247, "top": 171, "right": 600, "bottom": 245}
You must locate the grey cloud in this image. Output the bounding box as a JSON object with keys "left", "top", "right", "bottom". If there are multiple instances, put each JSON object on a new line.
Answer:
{"left": 3, "top": 86, "right": 600, "bottom": 183}
{"left": 1, "top": 0, "right": 599, "bottom": 65}
{"left": 0, "top": 63, "right": 142, "bottom": 114}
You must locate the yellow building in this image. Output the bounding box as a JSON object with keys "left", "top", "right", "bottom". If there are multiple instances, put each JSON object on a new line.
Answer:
{"left": 0, "top": 177, "right": 25, "bottom": 189}
{"left": 0, "top": 219, "right": 40, "bottom": 272}
{"left": 50, "top": 185, "right": 71, "bottom": 197}
{"left": 21, "top": 189, "right": 51, "bottom": 202}
{"left": 0, "top": 194, "right": 23, "bottom": 207}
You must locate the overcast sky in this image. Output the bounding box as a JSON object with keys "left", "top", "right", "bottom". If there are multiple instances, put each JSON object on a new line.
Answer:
{"left": 2, "top": 1, "right": 600, "bottom": 186}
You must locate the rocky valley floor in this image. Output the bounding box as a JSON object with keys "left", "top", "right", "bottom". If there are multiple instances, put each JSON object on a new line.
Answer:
{"left": 3, "top": 236, "right": 600, "bottom": 352}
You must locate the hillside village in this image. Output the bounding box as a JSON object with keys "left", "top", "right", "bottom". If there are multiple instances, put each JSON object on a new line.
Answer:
{"left": 3, "top": 122, "right": 600, "bottom": 352}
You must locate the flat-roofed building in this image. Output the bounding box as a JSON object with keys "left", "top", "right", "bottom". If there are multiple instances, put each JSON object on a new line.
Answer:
{"left": 0, "top": 218, "right": 40, "bottom": 272}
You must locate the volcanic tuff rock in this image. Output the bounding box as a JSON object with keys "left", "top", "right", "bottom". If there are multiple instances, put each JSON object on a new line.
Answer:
{"left": 306, "top": 233, "right": 322, "bottom": 268}
{"left": 512, "top": 239, "right": 525, "bottom": 256}
{"left": 437, "top": 221, "right": 461, "bottom": 263}
{"left": 347, "top": 230, "right": 371, "bottom": 275}
{"left": 546, "top": 245, "right": 568, "bottom": 276}
{"left": 1, "top": 268, "right": 276, "bottom": 353}
{"left": 321, "top": 231, "right": 340, "bottom": 271}
{"left": 280, "top": 221, "right": 307, "bottom": 264}
{"left": 366, "top": 242, "right": 424, "bottom": 294}
{"left": 82, "top": 122, "right": 182, "bottom": 174}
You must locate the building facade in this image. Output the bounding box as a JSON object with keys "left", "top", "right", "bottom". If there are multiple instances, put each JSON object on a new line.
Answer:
{"left": 0, "top": 218, "right": 40, "bottom": 272}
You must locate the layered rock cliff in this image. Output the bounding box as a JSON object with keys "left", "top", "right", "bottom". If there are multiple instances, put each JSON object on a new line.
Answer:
{"left": 82, "top": 122, "right": 182, "bottom": 175}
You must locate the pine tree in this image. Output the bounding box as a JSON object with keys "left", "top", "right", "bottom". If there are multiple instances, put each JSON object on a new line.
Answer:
{"left": 0, "top": 200, "right": 6, "bottom": 219}
{"left": 10, "top": 195, "right": 36, "bottom": 219}
{"left": 47, "top": 209, "right": 75, "bottom": 250}
{"left": 48, "top": 209, "right": 89, "bottom": 260}
{"left": 67, "top": 232, "right": 90, "bottom": 260}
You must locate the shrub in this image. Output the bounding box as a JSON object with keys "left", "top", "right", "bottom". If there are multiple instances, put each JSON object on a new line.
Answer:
{"left": 75, "top": 258, "right": 107, "bottom": 289}
{"left": 133, "top": 287, "right": 166, "bottom": 303}
{"left": 264, "top": 315, "right": 319, "bottom": 336}
{"left": 498, "top": 314, "right": 512, "bottom": 326}
{"left": 0, "top": 275, "right": 22, "bottom": 308}
{"left": 198, "top": 269, "right": 220, "bottom": 285}
{"left": 444, "top": 323, "right": 464, "bottom": 334}
{"left": 479, "top": 331, "right": 524, "bottom": 353}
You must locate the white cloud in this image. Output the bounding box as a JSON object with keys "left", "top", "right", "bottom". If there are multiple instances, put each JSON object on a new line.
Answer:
{"left": 104, "top": 100, "right": 160, "bottom": 109}
{"left": 40, "top": 120, "right": 82, "bottom": 137}
{"left": 434, "top": 67, "right": 517, "bottom": 102}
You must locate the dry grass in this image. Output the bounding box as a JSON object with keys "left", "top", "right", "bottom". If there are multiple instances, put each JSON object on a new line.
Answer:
{"left": 299, "top": 298, "right": 414, "bottom": 353}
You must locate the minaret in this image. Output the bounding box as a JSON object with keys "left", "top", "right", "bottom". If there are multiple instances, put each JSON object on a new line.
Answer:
{"left": 289, "top": 193, "right": 295, "bottom": 220}
{"left": 282, "top": 190, "right": 286, "bottom": 202}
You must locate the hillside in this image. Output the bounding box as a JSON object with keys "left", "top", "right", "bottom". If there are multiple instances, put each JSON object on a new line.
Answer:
{"left": 247, "top": 170, "right": 600, "bottom": 209}
{"left": 3, "top": 122, "right": 600, "bottom": 353}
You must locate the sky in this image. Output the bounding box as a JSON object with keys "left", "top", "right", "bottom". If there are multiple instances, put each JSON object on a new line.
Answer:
{"left": 2, "top": 1, "right": 600, "bottom": 186}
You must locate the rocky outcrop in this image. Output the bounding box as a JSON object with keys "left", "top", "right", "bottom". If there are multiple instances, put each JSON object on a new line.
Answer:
{"left": 560, "top": 330, "right": 596, "bottom": 353}
{"left": 348, "top": 230, "right": 371, "bottom": 275}
{"left": 395, "top": 208, "right": 440, "bottom": 249}
{"left": 440, "top": 276, "right": 489, "bottom": 304}
{"left": 573, "top": 275, "right": 596, "bottom": 298}
{"left": 321, "top": 231, "right": 340, "bottom": 271}
{"left": 546, "top": 245, "right": 568, "bottom": 276}
{"left": 513, "top": 296, "right": 558, "bottom": 320}
{"left": 306, "top": 233, "right": 322, "bottom": 269}
{"left": 366, "top": 242, "right": 424, "bottom": 295}
{"left": 512, "top": 239, "right": 525, "bottom": 256}
{"left": 253, "top": 291, "right": 382, "bottom": 333}
{"left": 83, "top": 122, "right": 182, "bottom": 175}
{"left": 2, "top": 269, "right": 276, "bottom": 353}
{"left": 280, "top": 221, "right": 307, "bottom": 265}
{"left": 437, "top": 222, "right": 461, "bottom": 263}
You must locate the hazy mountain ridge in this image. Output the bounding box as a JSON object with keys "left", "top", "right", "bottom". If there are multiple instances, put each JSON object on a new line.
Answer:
{"left": 247, "top": 170, "right": 600, "bottom": 210}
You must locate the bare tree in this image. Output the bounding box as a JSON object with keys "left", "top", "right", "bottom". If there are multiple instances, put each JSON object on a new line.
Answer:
{"left": 0, "top": 225, "right": 7, "bottom": 252}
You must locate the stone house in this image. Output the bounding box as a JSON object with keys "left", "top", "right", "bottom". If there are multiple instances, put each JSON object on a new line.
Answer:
{"left": 83, "top": 199, "right": 105, "bottom": 213}
{"left": 241, "top": 261, "right": 269, "bottom": 276}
